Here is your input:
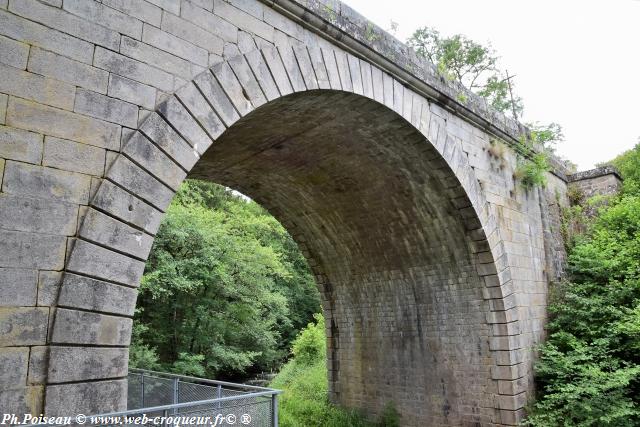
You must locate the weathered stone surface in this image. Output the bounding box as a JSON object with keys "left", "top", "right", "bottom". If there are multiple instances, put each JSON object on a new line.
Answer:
{"left": 0, "top": 34, "right": 29, "bottom": 69}
{"left": 45, "top": 380, "right": 126, "bottom": 416}
{"left": 91, "top": 180, "right": 163, "bottom": 235}
{"left": 107, "top": 155, "right": 175, "bottom": 211}
{"left": 244, "top": 50, "right": 280, "bottom": 101}
{"left": 193, "top": 70, "right": 240, "bottom": 126}
{"left": 213, "top": 0, "right": 273, "bottom": 41}
{"left": 160, "top": 12, "right": 224, "bottom": 57}
{"left": 0, "top": 230, "right": 66, "bottom": 270}
{"left": 0, "top": 63, "right": 75, "bottom": 110}
{"left": 120, "top": 35, "right": 197, "bottom": 81}
{"left": 94, "top": 47, "right": 174, "bottom": 92}
{"left": 157, "top": 97, "right": 213, "bottom": 155}
{"left": 122, "top": 132, "right": 187, "bottom": 190}
{"left": 74, "top": 89, "right": 139, "bottom": 128}
{"left": 139, "top": 113, "right": 199, "bottom": 170}
{"left": 9, "top": 0, "right": 119, "bottom": 50}
{"left": 228, "top": 55, "right": 267, "bottom": 107}
{"left": 0, "top": 347, "right": 29, "bottom": 389}
{"left": 175, "top": 82, "right": 226, "bottom": 140}
{"left": 0, "top": 9, "right": 93, "bottom": 64}
{"left": 51, "top": 308, "right": 132, "bottom": 345}
{"left": 48, "top": 346, "right": 129, "bottom": 383}
{"left": 28, "top": 47, "right": 109, "bottom": 94}
{"left": 0, "top": 386, "right": 43, "bottom": 415}
{"left": 3, "top": 161, "right": 91, "bottom": 204}
{"left": 212, "top": 61, "right": 253, "bottom": 115}
{"left": 27, "top": 346, "right": 47, "bottom": 385}
{"left": 101, "top": 0, "right": 162, "bottom": 27}
{"left": 36, "top": 271, "right": 61, "bottom": 307}
{"left": 0, "top": 93, "right": 6, "bottom": 124}
{"left": 181, "top": 0, "right": 237, "bottom": 43}
{"left": 79, "top": 208, "right": 153, "bottom": 259}
{"left": 66, "top": 240, "right": 145, "bottom": 287}
{"left": 0, "top": 125, "right": 43, "bottom": 164}
{"left": 63, "top": 0, "right": 143, "bottom": 40}
{"left": 0, "top": 307, "right": 48, "bottom": 346}
{"left": 143, "top": 23, "right": 209, "bottom": 67}
{"left": 0, "top": 193, "right": 78, "bottom": 235}
{"left": 146, "top": 0, "right": 179, "bottom": 15}
{"left": 0, "top": 268, "right": 37, "bottom": 307}
{"left": 107, "top": 73, "right": 156, "bottom": 111}
{"left": 43, "top": 136, "right": 106, "bottom": 176}
{"left": 6, "top": 98, "right": 121, "bottom": 150}
{"left": 58, "top": 273, "right": 137, "bottom": 316}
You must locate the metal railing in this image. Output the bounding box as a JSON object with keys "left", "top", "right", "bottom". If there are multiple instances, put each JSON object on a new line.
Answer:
{"left": 81, "top": 368, "right": 281, "bottom": 426}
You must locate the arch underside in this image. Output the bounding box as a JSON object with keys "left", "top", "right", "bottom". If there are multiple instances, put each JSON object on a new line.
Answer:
{"left": 190, "top": 91, "right": 495, "bottom": 426}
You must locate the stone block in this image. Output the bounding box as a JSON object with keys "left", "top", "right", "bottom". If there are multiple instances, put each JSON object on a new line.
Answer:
{"left": 0, "top": 230, "right": 67, "bottom": 270}
{"left": 0, "top": 268, "right": 38, "bottom": 306}
{"left": 27, "top": 346, "right": 47, "bottom": 385}
{"left": 192, "top": 70, "right": 240, "bottom": 126}
{"left": 244, "top": 50, "right": 279, "bottom": 101}
{"left": 9, "top": 0, "right": 120, "bottom": 50}
{"left": 0, "top": 125, "right": 43, "bottom": 164}
{"left": 0, "top": 347, "right": 29, "bottom": 389}
{"left": 66, "top": 240, "right": 145, "bottom": 287}
{"left": 48, "top": 346, "right": 129, "bottom": 383}
{"left": 146, "top": 0, "right": 179, "bottom": 14}
{"left": 0, "top": 63, "right": 75, "bottom": 110}
{"left": 45, "top": 380, "right": 126, "bottom": 416}
{"left": 91, "top": 180, "right": 163, "bottom": 235}
{"left": 139, "top": 113, "right": 199, "bottom": 170}
{"left": 28, "top": 47, "right": 109, "bottom": 94}
{"left": 46, "top": 147, "right": 98, "bottom": 184}
{"left": 0, "top": 193, "right": 78, "bottom": 235}
{"left": 0, "top": 34, "right": 29, "bottom": 69}
{"left": 79, "top": 208, "right": 153, "bottom": 259}
{"left": 180, "top": 0, "right": 237, "bottom": 43}
{"left": 264, "top": 47, "right": 296, "bottom": 95}
{"left": 74, "top": 89, "right": 139, "bottom": 128}
{"left": 6, "top": 98, "right": 121, "bottom": 150}
{"left": 51, "top": 308, "right": 132, "bottom": 346}
{"left": 160, "top": 12, "right": 224, "bottom": 56}
{"left": 3, "top": 161, "right": 91, "bottom": 204}
{"left": 58, "top": 273, "right": 137, "bottom": 316}
{"left": 306, "top": 46, "right": 330, "bottom": 89}
{"left": 264, "top": 6, "right": 303, "bottom": 40}
{"left": 107, "top": 73, "right": 156, "bottom": 111}
{"left": 321, "top": 48, "right": 341, "bottom": 90}
{"left": 212, "top": 61, "right": 253, "bottom": 115}
{"left": 101, "top": 0, "right": 162, "bottom": 26}
{"left": 0, "top": 386, "right": 43, "bottom": 415}
{"left": 213, "top": 0, "right": 274, "bottom": 42}
{"left": 37, "top": 271, "right": 62, "bottom": 307}
{"left": 0, "top": 9, "right": 93, "bottom": 64}
{"left": 63, "top": 0, "right": 143, "bottom": 40}
{"left": 142, "top": 23, "right": 209, "bottom": 66}
{"left": 0, "top": 307, "right": 48, "bottom": 346}
{"left": 334, "top": 51, "right": 353, "bottom": 92}
{"left": 157, "top": 96, "right": 213, "bottom": 155}
{"left": 107, "top": 155, "right": 175, "bottom": 211}
{"left": 120, "top": 35, "right": 196, "bottom": 81}
{"left": 94, "top": 47, "right": 174, "bottom": 92}
{"left": 0, "top": 93, "right": 6, "bottom": 124}
{"left": 347, "top": 54, "right": 363, "bottom": 96}
{"left": 122, "top": 132, "right": 187, "bottom": 190}
{"left": 175, "top": 82, "right": 225, "bottom": 140}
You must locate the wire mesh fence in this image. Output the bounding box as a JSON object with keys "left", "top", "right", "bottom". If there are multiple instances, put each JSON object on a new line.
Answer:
{"left": 82, "top": 368, "right": 281, "bottom": 427}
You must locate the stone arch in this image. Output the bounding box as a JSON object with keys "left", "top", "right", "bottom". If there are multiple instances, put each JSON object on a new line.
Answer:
{"left": 43, "top": 47, "right": 522, "bottom": 426}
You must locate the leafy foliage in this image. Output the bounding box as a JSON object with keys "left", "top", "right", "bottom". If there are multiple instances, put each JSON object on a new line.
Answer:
{"left": 407, "top": 27, "right": 523, "bottom": 116}
{"left": 526, "top": 145, "right": 640, "bottom": 426}
{"left": 601, "top": 141, "right": 640, "bottom": 195}
{"left": 131, "top": 180, "right": 320, "bottom": 380}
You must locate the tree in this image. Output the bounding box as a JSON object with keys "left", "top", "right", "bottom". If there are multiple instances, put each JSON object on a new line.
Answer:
{"left": 131, "top": 180, "right": 321, "bottom": 380}
{"left": 408, "top": 27, "right": 523, "bottom": 118}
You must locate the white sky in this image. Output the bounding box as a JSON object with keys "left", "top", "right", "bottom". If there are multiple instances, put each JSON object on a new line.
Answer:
{"left": 341, "top": 0, "right": 640, "bottom": 170}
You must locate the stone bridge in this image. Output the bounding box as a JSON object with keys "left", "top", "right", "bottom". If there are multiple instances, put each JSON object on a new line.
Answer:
{"left": 0, "top": 0, "right": 619, "bottom": 425}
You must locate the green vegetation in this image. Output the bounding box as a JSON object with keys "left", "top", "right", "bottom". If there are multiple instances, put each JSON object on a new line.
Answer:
{"left": 130, "top": 180, "right": 320, "bottom": 380}
{"left": 525, "top": 143, "right": 640, "bottom": 426}
{"left": 271, "top": 315, "right": 400, "bottom": 427}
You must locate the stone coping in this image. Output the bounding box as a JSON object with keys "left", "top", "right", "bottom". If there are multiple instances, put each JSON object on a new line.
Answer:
{"left": 568, "top": 165, "right": 623, "bottom": 182}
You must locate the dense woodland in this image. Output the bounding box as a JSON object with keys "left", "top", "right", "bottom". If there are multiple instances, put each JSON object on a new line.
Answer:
{"left": 130, "top": 26, "right": 640, "bottom": 426}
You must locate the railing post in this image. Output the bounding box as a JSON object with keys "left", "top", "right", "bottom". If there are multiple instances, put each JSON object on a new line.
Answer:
{"left": 172, "top": 378, "right": 179, "bottom": 415}
{"left": 216, "top": 384, "right": 222, "bottom": 410}
{"left": 271, "top": 394, "right": 279, "bottom": 427}
{"left": 141, "top": 372, "right": 145, "bottom": 408}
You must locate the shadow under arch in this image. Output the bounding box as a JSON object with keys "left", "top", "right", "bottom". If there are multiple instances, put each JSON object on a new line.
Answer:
{"left": 46, "top": 47, "right": 520, "bottom": 426}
